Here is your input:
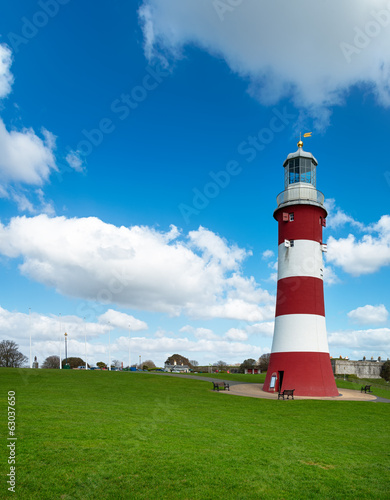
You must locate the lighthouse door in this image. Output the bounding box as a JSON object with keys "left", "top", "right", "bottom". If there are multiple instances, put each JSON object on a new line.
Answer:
{"left": 278, "top": 371, "right": 284, "bottom": 392}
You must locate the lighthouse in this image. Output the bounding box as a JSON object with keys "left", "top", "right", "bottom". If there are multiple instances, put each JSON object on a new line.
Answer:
{"left": 263, "top": 140, "right": 339, "bottom": 397}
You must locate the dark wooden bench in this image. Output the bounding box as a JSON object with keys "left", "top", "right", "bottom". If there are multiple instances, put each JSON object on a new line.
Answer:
{"left": 212, "top": 381, "right": 230, "bottom": 391}
{"left": 361, "top": 385, "right": 372, "bottom": 393}
{"left": 278, "top": 389, "right": 295, "bottom": 400}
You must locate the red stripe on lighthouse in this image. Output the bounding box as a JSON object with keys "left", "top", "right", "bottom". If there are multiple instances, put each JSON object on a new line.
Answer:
{"left": 275, "top": 276, "right": 325, "bottom": 317}
{"left": 275, "top": 204, "right": 327, "bottom": 245}
{"left": 263, "top": 351, "right": 339, "bottom": 397}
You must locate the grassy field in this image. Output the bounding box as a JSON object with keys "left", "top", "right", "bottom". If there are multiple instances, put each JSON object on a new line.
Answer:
{"left": 1, "top": 369, "right": 389, "bottom": 499}
{"left": 180, "top": 372, "right": 267, "bottom": 383}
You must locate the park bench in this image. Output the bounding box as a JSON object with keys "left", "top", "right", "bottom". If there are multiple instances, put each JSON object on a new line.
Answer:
{"left": 361, "top": 385, "right": 372, "bottom": 394}
{"left": 212, "top": 381, "right": 230, "bottom": 391}
{"left": 278, "top": 389, "right": 295, "bottom": 400}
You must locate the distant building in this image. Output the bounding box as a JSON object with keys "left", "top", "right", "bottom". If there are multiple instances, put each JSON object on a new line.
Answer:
{"left": 245, "top": 368, "right": 261, "bottom": 374}
{"left": 331, "top": 358, "right": 385, "bottom": 378}
{"left": 164, "top": 360, "right": 190, "bottom": 373}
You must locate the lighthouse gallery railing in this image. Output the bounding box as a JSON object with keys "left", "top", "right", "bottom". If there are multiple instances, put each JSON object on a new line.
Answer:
{"left": 276, "top": 185, "right": 325, "bottom": 207}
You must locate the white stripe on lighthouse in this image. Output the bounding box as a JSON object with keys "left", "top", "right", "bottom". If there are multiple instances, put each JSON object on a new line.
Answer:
{"left": 271, "top": 314, "right": 330, "bottom": 353}
{"left": 277, "top": 240, "right": 324, "bottom": 280}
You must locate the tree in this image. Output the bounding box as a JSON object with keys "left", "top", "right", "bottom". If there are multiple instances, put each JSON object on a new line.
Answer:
{"left": 0, "top": 340, "right": 28, "bottom": 368}
{"left": 380, "top": 360, "right": 390, "bottom": 382}
{"left": 238, "top": 358, "right": 256, "bottom": 373}
{"left": 258, "top": 353, "right": 271, "bottom": 372}
{"left": 62, "top": 357, "right": 86, "bottom": 369}
{"left": 42, "top": 355, "right": 60, "bottom": 369}
{"left": 165, "top": 354, "right": 193, "bottom": 369}
{"left": 190, "top": 359, "right": 199, "bottom": 367}
{"left": 112, "top": 359, "right": 121, "bottom": 369}
{"left": 142, "top": 360, "right": 156, "bottom": 369}
{"left": 97, "top": 361, "right": 107, "bottom": 369}
{"left": 215, "top": 360, "right": 228, "bottom": 371}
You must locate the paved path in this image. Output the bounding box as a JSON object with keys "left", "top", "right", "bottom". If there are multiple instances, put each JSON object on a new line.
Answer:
{"left": 223, "top": 383, "right": 384, "bottom": 402}
{"left": 153, "top": 373, "right": 390, "bottom": 402}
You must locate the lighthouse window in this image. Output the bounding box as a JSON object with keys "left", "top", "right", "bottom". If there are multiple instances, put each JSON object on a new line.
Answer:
{"left": 287, "top": 158, "right": 316, "bottom": 187}
{"left": 300, "top": 159, "right": 312, "bottom": 183}
{"left": 288, "top": 159, "right": 300, "bottom": 184}
{"left": 289, "top": 213, "right": 294, "bottom": 221}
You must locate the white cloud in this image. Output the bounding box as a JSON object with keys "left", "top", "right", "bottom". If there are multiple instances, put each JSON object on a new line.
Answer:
{"left": 225, "top": 328, "right": 248, "bottom": 341}
{"left": 262, "top": 249, "right": 274, "bottom": 260}
{"left": 0, "top": 305, "right": 150, "bottom": 366}
{"left": 0, "top": 306, "right": 108, "bottom": 342}
{"left": 325, "top": 199, "right": 366, "bottom": 231}
{"left": 7, "top": 188, "right": 55, "bottom": 216}
{"left": 139, "top": 0, "right": 390, "bottom": 127}
{"left": 347, "top": 304, "right": 389, "bottom": 325}
{"left": 98, "top": 309, "right": 148, "bottom": 331}
{"left": 327, "top": 215, "right": 390, "bottom": 275}
{"left": 246, "top": 321, "right": 275, "bottom": 337}
{"left": 328, "top": 327, "right": 390, "bottom": 357}
{"left": 180, "top": 325, "right": 219, "bottom": 340}
{"left": 0, "top": 44, "right": 13, "bottom": 99}
{"left": 188, "top": 226, "right": 249, "bottom": 270}
{"left": 0, "top": 43, "right": 59, "bottom": 205}
{"left": 191, "top": 300, "right": 274, "bottom": 322}
{"left": 65, "top": 151, "right": 85, "bottom": 173}
{"left": 0, "top": 120, "right": 57, "bottom": 186}
{"left": 323, "top": 266, "right": 339, "bottom": 286}
{"left": 36, "top": 189, "right": 55, "bottom": 216}
{"left": 269, "top": 272, "right": 278, "bottom": 283}
{"left": 10, "top": 191, "right": 35, "bottom": 213}
{"left": 0, "top": 215, "right": 274, "bottom": 321}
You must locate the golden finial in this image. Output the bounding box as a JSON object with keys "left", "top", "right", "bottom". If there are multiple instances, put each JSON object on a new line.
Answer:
{"left": 297, "top": 132, "right": 312, "bottom": 148}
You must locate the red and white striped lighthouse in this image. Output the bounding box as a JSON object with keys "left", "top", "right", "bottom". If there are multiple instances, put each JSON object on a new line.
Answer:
{"left": 263, "top": 140, "right": 339, "bottom": 397}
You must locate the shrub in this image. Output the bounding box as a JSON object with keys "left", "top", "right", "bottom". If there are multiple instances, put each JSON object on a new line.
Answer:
{"left": 380, "top": 360, "right": 390, "bottom": 382}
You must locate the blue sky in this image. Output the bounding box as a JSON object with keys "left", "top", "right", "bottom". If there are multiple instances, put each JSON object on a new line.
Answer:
{"left": 0, "top": 0, "right": 389, "bottom": 367}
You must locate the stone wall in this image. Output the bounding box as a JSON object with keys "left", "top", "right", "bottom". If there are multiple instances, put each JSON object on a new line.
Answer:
{"left": 331, "top": 359, "right": 384, "bottom": 378}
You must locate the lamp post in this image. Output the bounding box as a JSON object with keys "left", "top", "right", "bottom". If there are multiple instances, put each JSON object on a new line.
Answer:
{"left": 108, "top": 322, "right": 111, "bottom": 371}
{"left": 84, "top": 317, "right": 87, "bottom": 370}
{"left": 59, "top": 313, "right": 62, "bottom": 369}
{"left": 128, "top": 324, "right": 131, "bottom": 370}
{"left": 64, "top": 332, "right": 68, "bottom": 367}
{"left": 29, "top": 307, "right": 32, "bottom": 369}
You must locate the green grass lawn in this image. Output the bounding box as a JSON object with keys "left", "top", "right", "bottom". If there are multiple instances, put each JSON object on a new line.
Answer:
{"left": 184, "top": 372, "right": 267, "bottom": 383}
{"left": 1, "top": 369, "right": 389, "bottom": 499}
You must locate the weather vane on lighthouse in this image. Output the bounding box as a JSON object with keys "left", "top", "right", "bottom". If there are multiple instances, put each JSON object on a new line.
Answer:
{"left": 263, "top": 137, "right": 339, "bottom": 397}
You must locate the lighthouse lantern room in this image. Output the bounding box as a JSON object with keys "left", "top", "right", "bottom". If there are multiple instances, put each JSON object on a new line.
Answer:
{"left": 263, "top": 140, "right": 339, "bottom": 397}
